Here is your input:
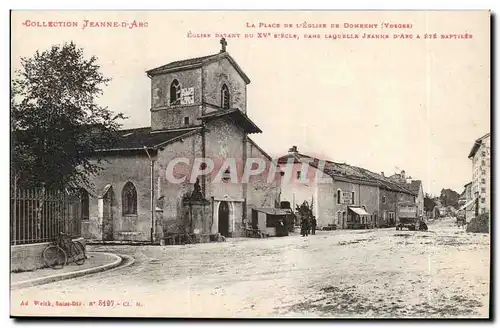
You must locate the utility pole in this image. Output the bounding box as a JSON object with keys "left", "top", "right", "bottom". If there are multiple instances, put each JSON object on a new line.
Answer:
{"left": 143, "top": 146, "right": 155, "bottom": 244}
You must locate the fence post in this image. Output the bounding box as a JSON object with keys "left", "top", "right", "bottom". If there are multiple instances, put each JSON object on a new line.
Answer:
{"left": 12, "top": 179, "right": 17, "bottom": 245}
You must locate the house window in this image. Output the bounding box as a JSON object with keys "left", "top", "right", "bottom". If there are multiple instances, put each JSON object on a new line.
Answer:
{"left": 351, "top": 191, "right": 355, "bottom": 204}
{"left": 382, "top": 195, "right": 386, "bottom": 204}
{"left": 122, "top": 182, "right": 137, "bottom": 215}
{"left": 80, "top": 188, "right": 89, "bottom": 220}
{"left": 481, "top": 178, "right": 486, "bottom": 184}
{"left": 221, "top": 84, "right": 230, "bottom": 109}
{"left": 296, "top": 171, "right": 301, "bottom": 180}
{"left": 481, "top": 198, "right": 485, "bottom": 203}
{"left": 170, "top": 79, "right": 181, "bottom": 105}
{"left": 481, "top": 188, "right": 486, "bottom": 193}
{"left": 481, "top": 160, "right": 485, "bottom": 166}
{"left": 337, "top": 189, "right": 342, "bottom": 205}
{"left": 183, "top": 117, "right": 190, "bottom": 125}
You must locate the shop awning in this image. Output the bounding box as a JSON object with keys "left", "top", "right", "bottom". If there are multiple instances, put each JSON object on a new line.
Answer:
{"left": 348, "top": 207, "right": 371, "bottom": 216}
{"left": 459, "top": 198, "right": 476, "bottom": 211}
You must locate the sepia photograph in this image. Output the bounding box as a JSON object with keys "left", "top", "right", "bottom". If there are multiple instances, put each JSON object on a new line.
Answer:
{"left": 9, "top": 10, "right": 491, "bottom": 318}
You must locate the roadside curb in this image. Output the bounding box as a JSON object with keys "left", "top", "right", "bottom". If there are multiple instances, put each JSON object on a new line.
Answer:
{"left": 11, "top": 252, "right": 122, "bottom": 291}
{"left": 101, "top": 254, "right": 135, "bottom": 273}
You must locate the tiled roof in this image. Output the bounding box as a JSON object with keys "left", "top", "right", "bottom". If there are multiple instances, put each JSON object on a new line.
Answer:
{"left": 407, "top": 180, "right": 422, "bottom": 194}
{"left": 277, "top": 152, "right": 415, "bottom": 194}
{"left": 99, "top": 126, "right": 201, "bottom": 151}
{"left": 146, "top": 53, "right": 220, "bottom": 75}
{"left": 146, "top": 52, "right": 251, "bottom": 84}
{"left": 200, "top": 109, "right": 262, "bottom": 134}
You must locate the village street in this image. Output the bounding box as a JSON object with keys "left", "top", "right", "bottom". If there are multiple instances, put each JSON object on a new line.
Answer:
{"left": 11, "top": 217, "right": 489, "bottom": 318}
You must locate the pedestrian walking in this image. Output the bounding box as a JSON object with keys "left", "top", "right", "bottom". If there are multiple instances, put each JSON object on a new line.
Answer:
{"left": 300, "top": 218, "right": 306, "bottom": 237}
{"left": 311, "top": 217, "right": 317, "bottom": 235}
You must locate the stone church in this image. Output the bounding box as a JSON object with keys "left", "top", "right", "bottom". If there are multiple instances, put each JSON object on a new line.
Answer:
{"left": 81, "top": 39, "right": 281, "bottom": 243}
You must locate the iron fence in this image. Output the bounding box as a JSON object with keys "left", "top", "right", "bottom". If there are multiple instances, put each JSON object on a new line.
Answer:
{"left": 10, "top": 187, "right": 82, "bottom": 245}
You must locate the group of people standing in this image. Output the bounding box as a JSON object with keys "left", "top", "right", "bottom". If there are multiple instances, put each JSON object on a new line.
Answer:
{"left": 300, "top": 216, "right": 317, "bottom": 236}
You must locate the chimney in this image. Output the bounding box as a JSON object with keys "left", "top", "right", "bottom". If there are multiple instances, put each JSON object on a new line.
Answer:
{"left": 288, "top": 145, "right": 298, "bottom": 154}
{"left": 401, "top": 170, "right": 406, "bottom": 180}
{"left": 381, "top": 171, "right": 385, "bottom": 177}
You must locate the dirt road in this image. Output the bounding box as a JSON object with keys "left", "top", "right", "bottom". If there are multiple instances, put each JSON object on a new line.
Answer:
{"left": 11, "top": 217, "right": 490, "bottom": 318}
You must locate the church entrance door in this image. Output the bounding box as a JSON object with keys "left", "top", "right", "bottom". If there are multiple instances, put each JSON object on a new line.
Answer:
{"left": 218, "top": 201, "right": 229, "bottom": 237}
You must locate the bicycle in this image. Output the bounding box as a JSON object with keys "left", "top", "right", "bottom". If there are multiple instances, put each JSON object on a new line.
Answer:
{"left": 42, "top": 232, "right": 86, "bottom": 269}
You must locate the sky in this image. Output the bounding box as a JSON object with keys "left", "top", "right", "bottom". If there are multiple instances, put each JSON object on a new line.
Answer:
{"left": 10, "top": 11, "right": 490, "bottom": 196}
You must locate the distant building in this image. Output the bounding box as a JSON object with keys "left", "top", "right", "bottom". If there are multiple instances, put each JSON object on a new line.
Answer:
{"left": 458, "top": 189, "right": 467, "bottom": 206}
{"left": 433, "top": 206, "right": 447, "bottom": 218}
{"left": 458, "top": 182, "right": 475, "bottom": 222}
{"left": 468, "top": 133, "right": 490, "bottom": 216}
{"left": 388, "top": 170, "right": 424, "bottom": 218}
{"left": 407, "top": 180, "right": 424, "bottom": 218}
{"left": 277, "top": 146, "right": 415, "bottom": 229}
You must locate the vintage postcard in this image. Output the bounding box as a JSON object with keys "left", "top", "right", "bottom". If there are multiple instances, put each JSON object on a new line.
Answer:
{"left": 10, "top": 10, "right": 491, "bottom": 318}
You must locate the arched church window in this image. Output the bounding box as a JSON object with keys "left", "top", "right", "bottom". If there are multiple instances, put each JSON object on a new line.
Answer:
{"left": 80, "top": 188, "right": 89, "bottom": 220}
{"left": 122, "top": 182, "right": 137, "bottom": 215}
{"left": 221, "top": 84, "right": 230, "bottom": 109}
{"left": 170, "top": 79, "right": 181, "bottom": 105}
{"left": 337, "top": 189, "right": 342, "bottom": 205}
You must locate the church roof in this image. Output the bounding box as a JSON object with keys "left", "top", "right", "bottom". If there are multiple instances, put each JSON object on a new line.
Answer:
{"left": 99, "top": 126, "right": 202, "bottom": 152}
{"left": 146, "top": 51, "right": 251, "bottom": 84}
{"left": 200, "top": 109, "right": 262, "bottom": 134}
{"left": 147, "top": 53, "right": 219, "bottom": 73}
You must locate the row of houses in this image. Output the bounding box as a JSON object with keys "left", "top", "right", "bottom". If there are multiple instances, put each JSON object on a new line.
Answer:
{"left": 458, "top": 133, "right": 491, "bottom": 222}
{"left": 277, "top": 146, "right": 424, "bottom": 230}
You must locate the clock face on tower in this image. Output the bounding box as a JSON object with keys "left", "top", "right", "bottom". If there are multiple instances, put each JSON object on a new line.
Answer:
{"left": 180, "top": 87, "right": 194, "bottom": 105}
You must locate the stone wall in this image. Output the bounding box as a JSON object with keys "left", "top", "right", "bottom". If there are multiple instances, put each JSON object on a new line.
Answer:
{"left": 83, "top": 152, "right": 154, "bottom": 242}
{"left": 204, "top": 118, "right": 245, "bottom": 201}
{"left": 245, "top": 138, "right": 281, "bottom": 228}
{"left": 203, "top": 57, "right": 247, "bottom": 113}
{"left": 156, "top": 132, "right": 203, "bottom": 236}
{"left": 150, "top": 67, "right": 203, "bottom": 130}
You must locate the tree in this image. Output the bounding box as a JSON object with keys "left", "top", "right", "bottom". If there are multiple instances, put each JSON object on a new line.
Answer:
{"left": 424, "top": 193, "right": 437, "bottom": 212}
{"left": 11, "top": 42, "right": 125, "bottom": 189}
{"left": 439, "top": 189, "right": 460, "bottom": 209}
